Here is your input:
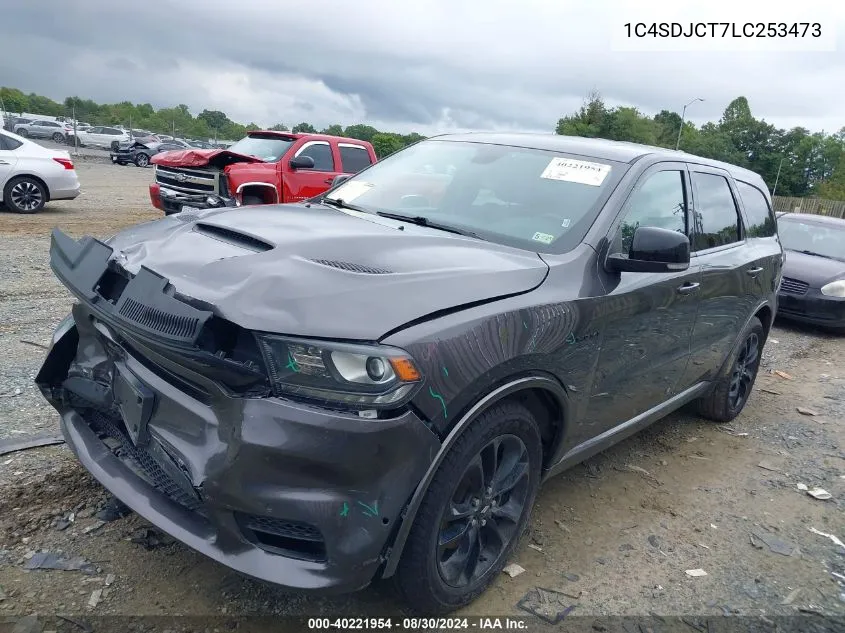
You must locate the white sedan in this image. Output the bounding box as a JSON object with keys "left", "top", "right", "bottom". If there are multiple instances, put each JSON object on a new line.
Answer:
{"left": 0, "top": 129, "right": 81, "bottom": 213}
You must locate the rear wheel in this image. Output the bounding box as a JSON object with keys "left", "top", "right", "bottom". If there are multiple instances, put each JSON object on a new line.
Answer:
{"left": 396, "top": 402, "right": 542, "bottom": 614}
{"left": 697, "top": 316, "right": 764, "bottom": 422}
{"left": 52, "top": 132, "right": 64, "bottom": 143}
{"left": 134, "top": 153, "right": 150, "bottom": 167}
{"left": 4, "top": 176, "right": 47, "bottom": 213}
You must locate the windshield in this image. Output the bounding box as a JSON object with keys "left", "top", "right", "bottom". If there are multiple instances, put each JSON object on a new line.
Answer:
{"left": 326, "top": 139, "right": 624, "bottom": 252}
{"left": 227, "top": 134, "right": 295, "bottom": 162}
{"left": 777, "top": 217, "right": 845, "bottom": 261}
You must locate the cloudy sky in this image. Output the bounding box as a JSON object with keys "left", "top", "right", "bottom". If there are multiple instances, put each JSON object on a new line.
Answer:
{"left": 1, "top": 0, "right": 843, "bottom": 135}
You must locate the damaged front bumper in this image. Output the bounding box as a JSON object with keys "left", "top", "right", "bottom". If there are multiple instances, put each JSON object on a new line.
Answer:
{"left": 36, "top": 230, "right": 440, "bottom": 593}
{"left": 150, "top": 183, "right": 237, "bottom": 216}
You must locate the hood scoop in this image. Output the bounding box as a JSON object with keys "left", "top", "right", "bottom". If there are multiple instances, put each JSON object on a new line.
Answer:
{"left": 309, "top": 259, "right": 393, "bottom": 274}
{"left": 193, "top": 223, "right": 273, "bottom": 252}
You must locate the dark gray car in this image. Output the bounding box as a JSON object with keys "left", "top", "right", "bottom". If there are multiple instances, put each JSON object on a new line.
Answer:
{"left": 110, "top": 140, "right": 189, "bottom": 167}
{"left": 36, "top": 134, "right": 782, "bottom": 613}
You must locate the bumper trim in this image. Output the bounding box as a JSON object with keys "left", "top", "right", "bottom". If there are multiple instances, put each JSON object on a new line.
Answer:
{"left": 59, "top": 407, "right": 375, "bottom": 592}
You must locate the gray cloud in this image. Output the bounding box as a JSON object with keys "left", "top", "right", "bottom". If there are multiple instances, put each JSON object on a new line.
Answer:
{"left": 1, "top": 0, "right": 843, "bottom": 135}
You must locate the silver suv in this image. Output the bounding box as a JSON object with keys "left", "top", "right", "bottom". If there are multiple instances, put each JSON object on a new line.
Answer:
{"left": 13, "top": 119, "right": 71, "bottom": 143}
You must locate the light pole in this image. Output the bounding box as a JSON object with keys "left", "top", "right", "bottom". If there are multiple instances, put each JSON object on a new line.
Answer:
{"left": 675, "top": 97, "right": 704, "bottom": 150}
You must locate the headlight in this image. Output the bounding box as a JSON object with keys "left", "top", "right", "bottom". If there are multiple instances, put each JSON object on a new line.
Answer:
{"left": 821, "top": 280, "right": 845, "bottom": 297}
{"left": 256, "top": 334, "right": 423, "bottom": 409}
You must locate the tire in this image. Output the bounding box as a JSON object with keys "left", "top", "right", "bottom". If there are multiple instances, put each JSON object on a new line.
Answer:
{"left": 241, "top": 195, "right": 263, "bottom": 206}
{"left": 117, "top": 161, "right": 128, "bottom": 166}
{"left": 697, "top": 316, "right": 764, "bottom": 422}
{"left": 17, "top": 128, "right": 28, "bottom": 137}
{"left": 52, "top": 132, "right": 64, "bottom": 143}
{"left": 134, "top": 153, "right": 150, "bottom": 167}
{"left": 3, "top": 176, "right": 47, "bottom": 214}
{"left": 396, "top": 401, "right": 542, "bottom": 614}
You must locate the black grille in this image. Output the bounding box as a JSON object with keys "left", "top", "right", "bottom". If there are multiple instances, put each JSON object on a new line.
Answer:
{"left": 119, "top": 298, "right": 200, "bottom": 339}
{"left": 86, "top": 410, "right": 202, "bottom": 511}
{"left": 235, "top": 513, "right": 322, "bottom": 541}
{"left": 310, "top": 259, "right": 392, "bottom": 274}
{"left": 780, "top": 277, "right": 809, "bottom": 296}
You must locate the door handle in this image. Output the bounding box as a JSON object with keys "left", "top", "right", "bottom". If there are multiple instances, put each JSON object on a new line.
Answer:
{"left": 746, "top": 267, "right": 764, "bottom": 277}
{"left": 677, "top": 282, "right": 700, "bottom": 294}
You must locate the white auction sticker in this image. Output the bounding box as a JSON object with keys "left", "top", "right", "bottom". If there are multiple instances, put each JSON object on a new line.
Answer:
{"left": 331, "top": 181, "right": 374, "bottom": 202}
{"left": 541, "top": 158, "right": 611, "bottom": 186}
{"left": 532, "top": 232, "right": 555, "bottom": 244}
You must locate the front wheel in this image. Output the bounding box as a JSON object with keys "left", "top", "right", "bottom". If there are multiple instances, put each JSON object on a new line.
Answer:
{"left": 396, "top": 401, "right": 542, "bottom": 614}
{"left": 697, "top": 316, "right": 764, "bottom": 422}
{"left": 134, "top": 153, "right": 149, "bottom": 167}
{"left": 52, "top": 132, "right": 64, "bottom": 143}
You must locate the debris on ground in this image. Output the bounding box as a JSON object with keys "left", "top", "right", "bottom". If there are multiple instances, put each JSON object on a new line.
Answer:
{"left": 808, "top": 527, "right": 845, "bottom": 549}
{"left": 717, "top": 426, "right": 749, "bottom": 437}
{"left": 527, "top": 543, "right": 543, "bottom": 552}
{"left": 774, "top": 370, "right": 793, "bottom": 380}
{"left": 797, "top": 483, "right": 809, "bottom": 491}
{"left": 82, "top": 521, "right": 105, "bottom": 534}
{"left": 87, "top": 588, "right": 102, "bottom": 609}
{"left": 554, "top": 520, "right": 570, "bottom": 533}
{"left": 757, "top": 460, "right": 782, "bottom": 473}
{"left": 807, "top": 487, "right": 833, "bottom": 501}
{"left": 648, "top": 535, "right": 659, "bottom": 547}
{"left": 760, "top": 388, "right": 782, "bottom": 395}
{"left": 502, "top": 563, "right": 526, "bottom": 578}
{"left": 96, "top": 496, "right": 132, "bottom": 522}
{"left": 22, "top": 552, "right": 97, "bottom": 574}
{"left": 749, "top": 529, "right": 796, "bottom": 556}
{"left": 55, "top": 511, "right": 75, "bottom": 531}
{"left": 56, "top": 615, "right": 93, "bottom": 632}
{"left": 0, "top": 433, "right": 65, "bottom": 456}
{"left": 104, "top": 573, "right": 115, "bottom": 586}
{"left": 616, "top": 464, "right": 661, "bottom": 487}
{"left": 797, "top": 407, "right": 820, "bottom": 416}
{"left": 516, "top": 587, "right": 577, "bottom": 624}
{"left": 562, "top": 573, "right": 580, "bottom": 582}
{"left": 129, "top": 527, "right": 174, "bottom": 550}
{"left": 685, "top": 569, "right": 708, "bottom": 577}
{"left": 781, "top": 587, "right": 802, "bottom": 605}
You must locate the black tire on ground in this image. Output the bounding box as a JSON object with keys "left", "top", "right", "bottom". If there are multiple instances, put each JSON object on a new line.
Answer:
{"left": 134, "top": 153, "right": 150, "bottom": 167}
{"left": 395, "top": 401, "right": 542, "bottom": 614}
{"left": 3, "top": 176, "right": 47, "bottom": 214}
{"left": 52, "top": 132, "right": 64, "bottom": 143}
{"left": 241, "top": 195, "right": 263, "bottom": 206}
{"left": 697, "top": 316, "right": 764, "bottom": 422}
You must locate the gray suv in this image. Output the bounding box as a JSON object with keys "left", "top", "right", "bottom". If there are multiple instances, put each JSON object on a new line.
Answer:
{"left": 36, "top": 134, "right": 783, "bottom": 614}
{"left": 13, "top": 119, "right": 70, "bottom": 143}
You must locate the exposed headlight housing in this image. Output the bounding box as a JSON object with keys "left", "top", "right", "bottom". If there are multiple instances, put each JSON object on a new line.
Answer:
{"left": 256, "top": 334, "right": 423, "bottom": 409}
{"left": 820, "top": 279, "right": 845, "bottom": 297}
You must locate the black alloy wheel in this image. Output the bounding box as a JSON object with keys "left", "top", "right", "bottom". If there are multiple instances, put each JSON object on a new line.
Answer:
{"left": 728, "top": 331, "right": 759, "bottom": 411}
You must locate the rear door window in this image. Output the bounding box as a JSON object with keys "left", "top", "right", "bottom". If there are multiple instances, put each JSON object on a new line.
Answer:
{"left": 736, "top": 181, "right": 776, "bottom": 237}
{"left": 339, "top": 144, "right": 373, "bottom": 173}
{"left": 689, "top": 171, "right": 742, "bottom": 250}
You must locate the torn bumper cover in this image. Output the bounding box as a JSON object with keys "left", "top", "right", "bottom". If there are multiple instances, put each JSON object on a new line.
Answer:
{"left": 36, "top": 229, "right": 440, "bottom": 592}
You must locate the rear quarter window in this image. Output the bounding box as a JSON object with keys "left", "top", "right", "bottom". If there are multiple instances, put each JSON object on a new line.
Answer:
{"left": 736, "top": 181, "right": 776, "bottom": 237}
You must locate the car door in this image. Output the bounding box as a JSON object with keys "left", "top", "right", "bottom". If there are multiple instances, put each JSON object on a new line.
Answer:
{"left": 286, "top": 140, "right": 343, "bottom": 201}
{"left": 679, "top": 166, "right": 753, "bottom": 386}
{"left": 584, "top": 163, "right": 701, "bottom": 437}
{"left": 0, "top": 133, "right": 21, "bottom": 191}
{"left": 734, "top": 179, "right": 783, "bottom": 304}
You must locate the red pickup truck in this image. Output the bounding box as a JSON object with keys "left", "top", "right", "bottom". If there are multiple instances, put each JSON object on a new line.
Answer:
{"left": 149, "top": 131, "right": 377, "bottom": 215}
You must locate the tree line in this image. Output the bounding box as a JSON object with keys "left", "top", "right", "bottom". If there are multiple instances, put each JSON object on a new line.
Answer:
{"left": 556, "top": 92, "right": 845, "bottom": 200}
{"left": 0, "top": 87, "right": 425, "bottom": 159}
{"left": 2, "top": 86, "right": 843, "bottom": 200}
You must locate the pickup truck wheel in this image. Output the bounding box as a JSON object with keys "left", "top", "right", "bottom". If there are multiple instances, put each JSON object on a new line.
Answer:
{"left": 241, "top": 195, "right": 263, "bottom": 206}
{"left": 697, "top": 316, "right": 764, "bottom": 422}
{"left": 134, "top": 153, "right": 150, "bottom": 167}
{"left": 395, "top": 402, "right": 542, "bottom": 614}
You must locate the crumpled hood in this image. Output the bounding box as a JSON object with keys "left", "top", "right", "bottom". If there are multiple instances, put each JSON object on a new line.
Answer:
{"left": 150, "top": 148, "right": 262, "bottom": 168}
{"left": 107, "top": 205, "right": 549, "bottom": 339}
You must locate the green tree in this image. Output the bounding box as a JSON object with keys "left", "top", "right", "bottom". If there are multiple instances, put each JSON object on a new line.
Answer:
{"left": 198, "top": 109, "right": 230, "bottom": 131}
{"left": 371, "top": 133, "right": 406, "bottom": 158}
{"left": 292, "top": 122, "right": 317, "bottom": 133}
{"left": 343, "top": 124, "right": 379, "bottom": 142}
{"left": 0, "top": 87, "right": 30, "bottom": 113}
{"left": 321, "top": 124, "right": 344, "bottom": 136}
{"left": 269, "top": 123, "right": 289, "bottom": 131}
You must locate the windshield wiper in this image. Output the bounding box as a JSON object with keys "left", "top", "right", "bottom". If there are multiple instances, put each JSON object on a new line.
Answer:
{"left": 374, "top": 211, "right": 484, "bottom": 240}
{"left": 321, "top": 197, "right": 369, "bottom": 213}
{"left": 796, "top": 249, "right": 831, "bottom": 259}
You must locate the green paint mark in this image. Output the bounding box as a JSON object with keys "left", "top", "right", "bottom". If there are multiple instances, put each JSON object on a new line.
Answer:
{"left": 442, "top": 366, "right": 449, "bottom": 377}
{"left": 566, "top": 332, "right": 576, "bottom": 345}
{"left": 429, "top": 386, "right": 447, "bottom": 419}
{"left": 340, "top": 502, "right": 349, "bottom": 517}
{"left": 523, "top": 321, "right": 528, "bottom": 329}
{"left": 286, "top": 352, "right": 300, "bottom": 372}
{"left": 357, "top": 501, "right": 379, "bottom": 517}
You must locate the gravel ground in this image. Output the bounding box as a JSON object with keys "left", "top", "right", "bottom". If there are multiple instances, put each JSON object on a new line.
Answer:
{"left": 0, "top": 156, "right": 843, "bottom": 630}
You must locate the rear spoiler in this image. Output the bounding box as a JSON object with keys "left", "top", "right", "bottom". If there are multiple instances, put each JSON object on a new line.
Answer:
{"left": 49, "top": 229, "right": 212, "bottom": 347}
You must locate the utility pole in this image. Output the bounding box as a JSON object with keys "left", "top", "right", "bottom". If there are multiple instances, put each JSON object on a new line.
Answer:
{"left": 675, "top": 97, "right": 705, "bottom": 150}
{"left": 772, "top": 157, "right": 784, "bottom": 197}
{"left": 72, "top": 103, "right": 79, "bottom": 156}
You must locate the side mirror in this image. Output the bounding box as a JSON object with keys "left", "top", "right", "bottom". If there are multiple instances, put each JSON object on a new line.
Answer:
{"left": 289, "top": 155, "right": 315, "bottom": 170}
{"left": 330, "top": 174, "right": 351, "bottom": 187}
{"left": 607, "top": 226, "right": 690, "bottom": 273}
